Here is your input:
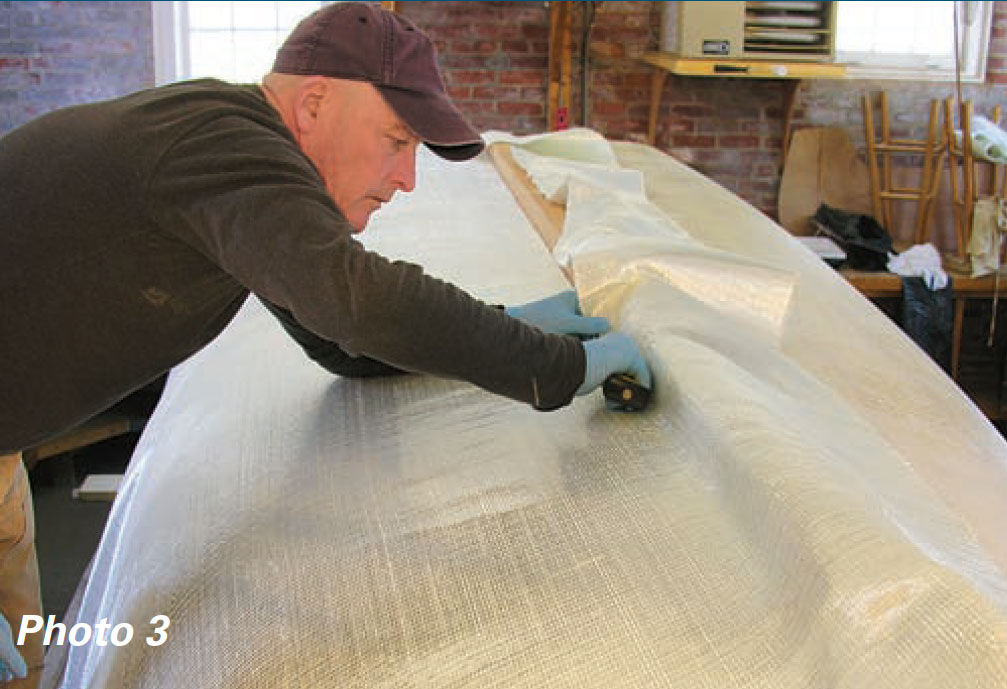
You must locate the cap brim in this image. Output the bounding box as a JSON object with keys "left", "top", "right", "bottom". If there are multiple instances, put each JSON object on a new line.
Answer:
{"left": 379, "top": 86, "right": 485, "bottom": 162}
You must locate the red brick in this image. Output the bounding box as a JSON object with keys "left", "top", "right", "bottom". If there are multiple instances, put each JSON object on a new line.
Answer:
{"left": 672, "top": 135, "right": 716, "bottom": 148}
{"left": 749, "top": 179, "right": 779, "bottom": 194}
{"left": 672, "top": 104, "right": 714, "bottom": 117}
{"left": 502, "top": 40, "right": 530, "bottom": 54}
{"left": 479, "top": 85, "right": 522, "bottom": 101}
{"left": 627, "top": 104, "right": 651, "bottom": 119}
{"left": 692, "top": 149, "right": 727, "bottom": 164}
{"left": 741, "top": 150, "right": 777, "bottom": 164}
{"left": 441, "top": 54, "right": 493, "bottom": 70}
{"left": 741, "top": 120, "right": 771, "bottom": 135}
{"left": 666, "top": 118, "right": 695, "bottom": 134}
{"left": 500, "top": 70, "right": 543, "bottom": 86}
{"left": 431, "top": 23, "right": 501, "bottom": 40}
{"left": 699, "top": 120, "right": 739, "bottom": 134}
{"left": 624, "top": 73, "right": 653, "bottom": 89}
{"left": 497, "top": 101, "right": 543, "bottom": 116}
{"left": 462, "top": 100, "right": 497, "bottom": 115}
{"left": 446, "top": 86, "right": 472, "bottom": 100}
{"left": 448, "top": 70, "right": 496, "bottom": 85}
{"left": 593, "top": 101, "right": 625, "bottom": 116}
{"left": 520, "top": 86, "right": 546, "bottom": 100}
{"left": 510, "top": 55, "right": 547, "bottom": 70}
{"left": 521, "top": 25, "right": 549, "bottom": 40}
{"left": 450, "top": 40, "right": 496, "bottom": 55}
{"left": 446, "top": 6, "right": 502, "bottom": 24}
{"left": 593, "top": 72, "right": 625, "bottom": 87}
{"left": 500, "top": 25, "right": 524, "bottom": 41}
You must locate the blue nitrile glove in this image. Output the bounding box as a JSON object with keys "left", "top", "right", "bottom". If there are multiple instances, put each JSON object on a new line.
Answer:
{"left": 505, "top": 290, "right": 610, "bottom": 339}
{"left": 576, "top": 332, "right": 652, "bottom": 396}
{"left": 0, "top": 613, "right": 27, "bottom": 681}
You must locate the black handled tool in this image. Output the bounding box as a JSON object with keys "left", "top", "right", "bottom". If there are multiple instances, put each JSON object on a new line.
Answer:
{"left": 602, "top": 373, "right": 651, "bottom": 412}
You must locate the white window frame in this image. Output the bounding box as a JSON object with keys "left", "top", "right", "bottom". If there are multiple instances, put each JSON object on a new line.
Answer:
{"left": 151, "top": 2, "right": 332, "bottom": 86}
{"left": 837, "top": 0, "right": 993, "bottom": 82}
{"left": 151, "top": 1, "right": 187, "bottom": 85}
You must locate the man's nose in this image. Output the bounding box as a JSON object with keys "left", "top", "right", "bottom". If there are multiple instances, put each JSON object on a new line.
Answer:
{"left": 391, "top": 147, "right": 417, "bottom": 193}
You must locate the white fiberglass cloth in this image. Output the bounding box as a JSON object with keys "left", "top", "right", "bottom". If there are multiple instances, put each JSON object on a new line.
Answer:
{"left": 61, "top": 140, "right": 1007, "bottom": 688}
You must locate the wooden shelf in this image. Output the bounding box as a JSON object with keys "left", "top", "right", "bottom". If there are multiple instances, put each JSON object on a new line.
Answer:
{"left": 640, "top": 51, "right": 846, "bottom": 79}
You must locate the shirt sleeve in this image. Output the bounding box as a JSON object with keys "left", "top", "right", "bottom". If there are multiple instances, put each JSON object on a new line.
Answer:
{"left": 260, "top": 297, "right": 407, "bottom": 378}
{"left": 145, "top": 115, "right": 584, "bottom": 410}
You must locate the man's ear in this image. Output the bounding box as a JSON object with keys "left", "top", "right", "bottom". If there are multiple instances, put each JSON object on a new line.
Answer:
{"left": 292, "top": 77, "right": 329, "bottom": 135}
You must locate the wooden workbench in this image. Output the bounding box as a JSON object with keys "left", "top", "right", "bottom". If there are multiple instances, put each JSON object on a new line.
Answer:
{"left": 842, "top": 268, "right": 1005, "bottom": 414}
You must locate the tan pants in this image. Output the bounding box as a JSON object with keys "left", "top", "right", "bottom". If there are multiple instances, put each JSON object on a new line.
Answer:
{"left": 0, "top": 453, "right": 42, "bottom": 687}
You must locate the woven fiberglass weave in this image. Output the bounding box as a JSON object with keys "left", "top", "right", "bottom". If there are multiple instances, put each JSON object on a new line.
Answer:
{"left": 61, "top": 139, "right": 1007, "bottom": 688}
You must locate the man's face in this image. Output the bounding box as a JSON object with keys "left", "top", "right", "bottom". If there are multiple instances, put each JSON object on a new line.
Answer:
{"left": 300, "top": 80, "right": 420, "bottom": 232}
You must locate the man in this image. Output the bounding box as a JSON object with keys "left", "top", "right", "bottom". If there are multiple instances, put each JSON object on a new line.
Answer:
{"left": 0, "top": 3, "right": 650, "bottom": 681}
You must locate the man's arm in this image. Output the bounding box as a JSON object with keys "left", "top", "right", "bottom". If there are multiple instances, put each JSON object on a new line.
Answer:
{"left": 259, "top": 297, "right": 407, "bottom": 378}
{"left": 148, "top": 115, "right": 586, "bottom": 410}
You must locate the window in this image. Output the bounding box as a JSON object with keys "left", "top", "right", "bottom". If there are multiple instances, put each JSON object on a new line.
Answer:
{"left": 152, "top": 1, "right": 329, "bottom": 85}
{"left": 836, "top": 1, "right": 992, "bottom": 82}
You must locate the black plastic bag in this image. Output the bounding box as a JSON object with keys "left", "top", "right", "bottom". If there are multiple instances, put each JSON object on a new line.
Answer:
{"left": 901, "top": 276, "right": 953, "bottom": 372}
{"left": 811, "top": 203, "right": 894, "bottom": 271}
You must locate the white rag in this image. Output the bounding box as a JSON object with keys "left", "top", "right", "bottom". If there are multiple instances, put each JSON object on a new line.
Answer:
{"left": 886, "top": 243, "right": 948, "bottom": 290}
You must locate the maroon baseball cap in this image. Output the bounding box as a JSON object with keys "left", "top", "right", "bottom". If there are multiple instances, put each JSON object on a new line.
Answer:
{"left": 272, "top": 3, "right": 484, "bottom": 161}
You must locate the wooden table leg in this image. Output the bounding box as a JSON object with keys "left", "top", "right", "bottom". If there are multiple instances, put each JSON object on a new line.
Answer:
{"left": 648, "top": 68, "right": 668, "bottom": 147}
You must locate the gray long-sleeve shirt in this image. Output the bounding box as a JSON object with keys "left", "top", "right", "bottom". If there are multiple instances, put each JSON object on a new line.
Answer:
{"left": 0, "top": 79, "right": 584, "bottom": 453}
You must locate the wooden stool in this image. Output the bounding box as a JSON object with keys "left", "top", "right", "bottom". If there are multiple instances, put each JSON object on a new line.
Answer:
{"left": 944, "top": 99, "right": 1006, "bottom": 262}
{"left": 863, "top": 91, "right": 946, "bottom": 244}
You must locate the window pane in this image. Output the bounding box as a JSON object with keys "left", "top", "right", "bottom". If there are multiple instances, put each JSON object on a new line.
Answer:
{"left": 231, "top": 30, "right": 286, "bottom": 83}
{"left": 182, "top": 1, "right": 330, "bottom": 82}
{"left": 277, "top": 2, "right": 326, "bottom": 29}
{"left": 837, "top": 1, "right": 956, "bottom": 67}
{"left": 231, "top": 1, "right": 280, "bottom": 30}
{"left": 189, "top": 30, "right": 237, "bottom": 80}
{"left": 189, "top": 2, "right": 233, "bottom": 31}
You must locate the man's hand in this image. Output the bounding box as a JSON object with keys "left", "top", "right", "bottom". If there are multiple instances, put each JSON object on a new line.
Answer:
{"left": 0, "top": 613, "right": 27, "bottom": 681}
{"left": 576, "top": 333, "right": 652, "bottom": 397}
{"left": 505, "top": 290, "right": 610, "bottom": 339}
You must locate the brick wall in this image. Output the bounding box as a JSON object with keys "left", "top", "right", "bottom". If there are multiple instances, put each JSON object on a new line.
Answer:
{"left": 400, "top": 1, "right": 660, "bottom": 140}
{"left": 0, "top": 1, "right": 152, "bottom": 135}
{"left": 399, "top": 1, "right": 551, "bottom": 134}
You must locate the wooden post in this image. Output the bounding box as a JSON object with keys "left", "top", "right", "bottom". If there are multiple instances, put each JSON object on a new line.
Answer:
{"left": 548, "top": 1, "right": 572, "bottom": 131}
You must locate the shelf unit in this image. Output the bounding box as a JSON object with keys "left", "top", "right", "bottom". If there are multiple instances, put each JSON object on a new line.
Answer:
{"left": 666, "top": 1, "right": 837, "bottom": 63}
